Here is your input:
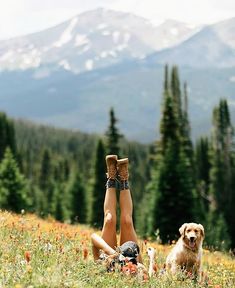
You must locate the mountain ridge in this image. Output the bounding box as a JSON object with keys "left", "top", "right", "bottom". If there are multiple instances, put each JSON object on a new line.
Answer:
{"left": 0, "top": 9, "right": 234, "bottom": 143}
{"left": 0, "top": 8, "right": 200, "bottom": 73}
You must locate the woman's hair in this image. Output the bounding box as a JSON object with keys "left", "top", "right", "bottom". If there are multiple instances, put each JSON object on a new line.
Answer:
{"left": 118, "top": 241, "right": 140, "bottom": 259}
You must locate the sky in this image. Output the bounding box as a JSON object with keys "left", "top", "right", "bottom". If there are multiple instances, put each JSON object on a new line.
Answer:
{"left": 0, "top": 0, "right": 235, "bottom": 40}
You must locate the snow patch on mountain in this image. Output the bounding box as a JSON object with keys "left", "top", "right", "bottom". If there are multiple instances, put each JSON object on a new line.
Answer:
{"left": 113, "top": 31, "right": 120, "bottom": 44}
{"left": 19, "top": 49, "right": 41, "bottom": 70}
{"left": 42, "top": 46, "right": 50, "bottom": 52}
{"left": 124, "top": 33, "right": 131, "bottom": 43}
{"left": 97, "top": 23, "right": 108, "bottom": 30}
{"left": 0, "top": 50, "right": 13, "bottom": 61}
{"left": 170, "top": 28, "right": 179, "bottom": 36}
{"left": 28, "top": 44, "right": 34, "bottom": 50}
{"left": 100, "top": 51, "right": 108, "bottom": 58}
{"left": 85, "top": 59, "right": 94, "bottom": 70}
{"left": 100, "top": 50, "right": 118, "bottom": 58}
{"left": 77, "top": 44, "right": 91, "bottom": 55}
{"left": 102, "top": 30, "right": 111, "bottom": 36}
{"left": 117, "top": 44, "right": 127, "bottom": 51}
{"left": 229, "top": 76, "right": 235, "bottom": 82}
{"left": 74, "top": 34, "right": 89, "bottom": 47}
{"left": 59, "top": 59, "right": 71, "bottom": 70}
{"left": 53, "top": 17, "right": 78, "bottom": 47}
{"left": 109, "top": 50, "right": 117, "bottom": 57}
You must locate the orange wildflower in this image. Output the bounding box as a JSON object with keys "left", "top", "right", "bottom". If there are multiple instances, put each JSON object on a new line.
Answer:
{"left": 122, "top": 262, "right": 138, "bottom": 275}
{"left": 153, "top": 263, "right": 158, "bottom": 272}
{"left": 24, "top": 251, "right": 31, "bottom": 263}
{"left": 143, "top": 271, "right": 149, "bottom": 281}
{"left": 83, "top": 247, "right": 88, "bottom": 260}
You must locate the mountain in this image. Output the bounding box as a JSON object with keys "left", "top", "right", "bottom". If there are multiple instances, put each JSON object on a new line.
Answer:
{"left": 148, "top": 17, "right": 235, "bottom": 68}
{"left": 0, "top": 8, "right": 199, "bottom": 74}
{"left": 0, "top": 10, "right": 234, "bottom": 143}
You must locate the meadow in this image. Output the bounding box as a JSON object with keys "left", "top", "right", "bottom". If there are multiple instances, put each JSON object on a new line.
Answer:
{"left": 0, "top": 211, "right": 234, "bottom": 288}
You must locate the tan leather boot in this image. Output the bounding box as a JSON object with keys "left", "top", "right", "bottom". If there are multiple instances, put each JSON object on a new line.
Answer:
{"left": 117, "top": 158, "right": 129, "bottom": 181}
{"left": 106, "top": 155, "right": 118, "bottom": 179}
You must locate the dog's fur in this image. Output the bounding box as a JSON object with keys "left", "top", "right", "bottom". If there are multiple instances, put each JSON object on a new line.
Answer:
{"left": 166, "top": 223, "right": 205, "bottom": 279}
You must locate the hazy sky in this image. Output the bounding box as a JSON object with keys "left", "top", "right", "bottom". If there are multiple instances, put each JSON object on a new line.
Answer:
{"left": 0, "top": 0, "right": 235, "bottom": 40}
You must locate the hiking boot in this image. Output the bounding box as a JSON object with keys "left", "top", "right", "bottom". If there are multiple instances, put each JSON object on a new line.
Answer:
{"left": 117, "top": 158, "right": 129, "bottom": 181}
{"left": 106, "top": 155, "right": 118, "bottom": 179}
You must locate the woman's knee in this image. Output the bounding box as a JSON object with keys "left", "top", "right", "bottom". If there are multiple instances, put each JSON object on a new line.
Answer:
{"left": 120, "top": 214, "right": 133, "bottom": 228}
{"left": 104, "top": 210, "right": 116, "bottom": 227}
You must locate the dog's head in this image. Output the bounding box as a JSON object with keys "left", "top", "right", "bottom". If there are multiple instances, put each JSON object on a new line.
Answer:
{"left": 179, "top": 223, "right": 204, "bottom": 250}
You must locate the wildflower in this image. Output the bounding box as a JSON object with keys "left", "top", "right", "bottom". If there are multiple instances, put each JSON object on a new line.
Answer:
{"left": 122, "top": 262, "right": 138, "bottom": 275}
{"left": 24, "top": 251, "right": 31, "bottom": 263}
{"left": 59, "top": 245, "right": 64, "bottom": 253}
{"left": 153, "top": 263, "right": 158, "bottom": 272}
{"left": 143, "top": 271, "right": 149, "bottom": 281}
{"left": 83, "top": 247, "right": 88, "bottom": 260}
{"left": 45, "top": 242, "right": 52, "bottom": 252}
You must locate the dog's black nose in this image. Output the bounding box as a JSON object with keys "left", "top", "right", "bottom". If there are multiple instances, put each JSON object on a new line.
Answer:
{"left": 190, "top": 237, "right": 195, "bottom": 242}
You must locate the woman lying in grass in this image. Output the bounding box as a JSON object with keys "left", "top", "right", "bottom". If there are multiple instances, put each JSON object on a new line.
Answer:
{"left": 91, "top": 155, "right": 152, "bottom": 276}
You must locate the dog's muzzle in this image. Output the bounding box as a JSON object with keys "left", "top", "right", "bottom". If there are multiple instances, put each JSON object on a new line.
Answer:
{"left": 188, "top": 236, "right": 196, "bottom": 248}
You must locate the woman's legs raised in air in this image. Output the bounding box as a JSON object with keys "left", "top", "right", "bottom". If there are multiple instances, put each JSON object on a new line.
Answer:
{"left": 91, "top": 155, "right": 141, "bottom": 261}
{"left": 118, "top": 158, "right": 138, "bottom": 245}
{"left": 92, "top": 155, "right": 118, "bottom": 260}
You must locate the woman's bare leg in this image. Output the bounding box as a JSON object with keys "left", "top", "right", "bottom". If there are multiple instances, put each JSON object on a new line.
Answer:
{"left": 92, "top": 186, "right": 117, "bottom": 260}
{"left": 92, "top": 155, "right": 118, "bottom": 260}
{"left": 120, "top": 188, "right": 142, "bottom": 263}
{"left": 119, "top": 188, "right": 138, "bottom": 245}
{"left": 118, "top": 158, "right": 142, "bottom": 262}
{"left": 101, "top": 187, "right": 117, "bottom": 248}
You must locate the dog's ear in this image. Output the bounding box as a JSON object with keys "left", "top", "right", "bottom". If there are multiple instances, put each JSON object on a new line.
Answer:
{"left": 179, "top": 223, "right": 187, "bottom": 236}
{"left": 198, "top": 224, "right": 205, "bottom": 238}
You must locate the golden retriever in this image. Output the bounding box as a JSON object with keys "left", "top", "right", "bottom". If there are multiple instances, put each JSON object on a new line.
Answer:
{"left": 166, "top": 223, "right": 204, "bottom": 280}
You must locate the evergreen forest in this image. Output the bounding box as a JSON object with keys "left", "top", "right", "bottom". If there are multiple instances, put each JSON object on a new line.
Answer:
{"left": 0, "top": 65, "right": 235, "bottom": 252}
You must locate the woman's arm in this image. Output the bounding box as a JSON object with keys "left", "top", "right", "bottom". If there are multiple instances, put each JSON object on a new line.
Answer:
{"left": 91, "top": 233, "right": 117, "bottom": 258}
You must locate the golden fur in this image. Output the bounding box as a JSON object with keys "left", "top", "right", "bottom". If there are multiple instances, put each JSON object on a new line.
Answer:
{"left": 166, "top": 223, "right": 205, "bottom": 279}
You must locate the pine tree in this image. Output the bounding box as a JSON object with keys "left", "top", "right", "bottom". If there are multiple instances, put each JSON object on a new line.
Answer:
{"left": 149, "top": 66, "right": 195, "bottom": 243}
{"left": 195, "top": 137, "right": 211, "bottom": 213}
{"left": 90, "top": 139, "right": 107, "bottom": 228}
{"left": 182, "top": 83, "right": 194, "bottom": 161}
{"left": 54, "top": 183, "right": 70, "bottom": 222}
{"left": 209, "top": 99, "right": 234, "bottom": 248}
{"left": 69, "top": 172, "right": 87, "bottom": 223}
{"left": 0, "top": 148, "right": 29, "bottom": 212}
{"left": 105, "top": 107, "right": 122, "bottom": 157}
{"left": 0, "top": 112, "right": 16, "bottom": 161}
{"left": 39, "top": 148, "right": 57, "bottom": 215}
{"left": 39, "top": 149, "right": 52, "bottom": 191}
{"left": 153, "top": 142, "right": 195, "bottom": 242}
{"left": 171, "top": 66, "right": 182, "bottom": 124}
{"left": 160, "top": 90, "right": 179, "bottom": 152}
{"left": 206, "top": 209, "right": 231, "bottom": 251}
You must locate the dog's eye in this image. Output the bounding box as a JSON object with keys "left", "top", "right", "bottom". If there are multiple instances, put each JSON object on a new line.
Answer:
{"left": 194, "top": 230, "right": 198, "bottom": 233}
{"left": 187, "top": 229, "right": 191, "bottom": 232}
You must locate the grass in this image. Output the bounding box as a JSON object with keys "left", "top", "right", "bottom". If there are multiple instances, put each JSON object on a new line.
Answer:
{"left": 0, "top": 211, "right": 234, "bottom": 288}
